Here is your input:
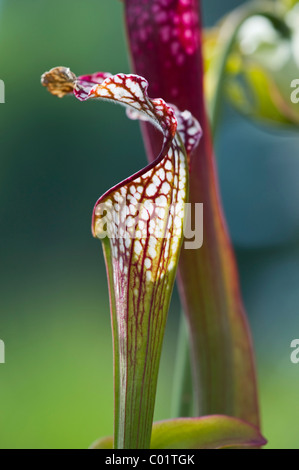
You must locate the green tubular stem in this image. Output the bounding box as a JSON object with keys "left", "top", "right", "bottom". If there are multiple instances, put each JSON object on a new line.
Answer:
{"left": 102, "top": 240, "right": 120, "bottom": 449}
{"left": 209, "top": 0, "right": 291, "bottom": 137}
{"left": 171, "top": 314, "right": 193, "bottom": 418}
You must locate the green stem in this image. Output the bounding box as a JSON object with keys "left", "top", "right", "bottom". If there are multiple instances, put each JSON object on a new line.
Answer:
{"left": 209, "top": 0, "right": 291, "bottom": 137}
{"left": 171, "top": 314, "right": 193, "bottom": 418}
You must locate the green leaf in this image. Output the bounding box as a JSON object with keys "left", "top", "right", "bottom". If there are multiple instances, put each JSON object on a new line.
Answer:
{"left": 90, "top": 416, "right": 267, "bottom": 449}
{"left": 90, "top": 436, "right": 113, "bottom": 450}
{"left": 204, "top": 2, "right": 299, "bottom": 128}
{"left": 229, "top": 15, "right": 299, "bottom": 126}
{"left": 281, "top": 0, "right": 299, "bottom": 10}
{"left": 150, "top": 416, "right": 266, "bottom": 449}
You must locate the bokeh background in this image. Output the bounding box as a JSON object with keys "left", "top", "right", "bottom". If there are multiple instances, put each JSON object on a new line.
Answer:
{"left": 1, "top": 0, "right": 299, "bottom": 449}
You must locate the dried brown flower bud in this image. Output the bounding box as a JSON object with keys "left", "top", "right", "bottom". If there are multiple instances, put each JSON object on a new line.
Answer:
{"left": 41, "top": 66, "right": 76, "bottom": 98}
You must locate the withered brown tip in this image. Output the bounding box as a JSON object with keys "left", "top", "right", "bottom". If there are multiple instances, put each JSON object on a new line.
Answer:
{"left": 41, "top": 66, "right": 76, "bottom": 98}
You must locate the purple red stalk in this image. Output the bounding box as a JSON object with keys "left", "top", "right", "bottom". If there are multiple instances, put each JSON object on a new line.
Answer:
{"left": 124, "top": 0, "right": 260, "bottom": 427}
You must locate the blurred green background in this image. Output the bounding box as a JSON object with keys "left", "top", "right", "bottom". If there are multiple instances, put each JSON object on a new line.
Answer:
{"left": 0, "top": 0, "right": 299, "bottom": 449}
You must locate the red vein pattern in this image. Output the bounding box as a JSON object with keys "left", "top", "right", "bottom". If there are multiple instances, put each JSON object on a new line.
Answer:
{"left": 41, "top": 67, "right": 201, "bottom": 448}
